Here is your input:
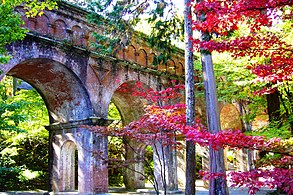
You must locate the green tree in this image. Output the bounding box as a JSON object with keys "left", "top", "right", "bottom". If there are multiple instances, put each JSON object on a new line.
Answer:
{"left": 0, "top": 3, "right": 26, "bottom": 63}
{"left": 0, "top": 76, "right": 49, "bottom": 190}
{"left": 86, "top": 0, "right": 183, "bottom": 63}
{"left": 0, "top": 0, "right": 58, "bottom": 64}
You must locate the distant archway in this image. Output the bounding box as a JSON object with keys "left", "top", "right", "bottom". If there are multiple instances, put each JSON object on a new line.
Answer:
{"left": 110, "top": 81, "right": 150, "bottom": 189}
{"left": 111, "top": 81, "right": 150, "bottom": 125}
{"left": 110, "top": 81, "right": 178, "bottom": 191}
{"left": 220, "top": 103, "right": 243, "bottom": 131}
{"left": 219, "top": 103, "right": 249, "bottom": 171}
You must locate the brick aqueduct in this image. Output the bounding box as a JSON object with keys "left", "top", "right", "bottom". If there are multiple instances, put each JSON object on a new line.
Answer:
{"left": 1, "top": 1, "right": 189, "bottom": 194}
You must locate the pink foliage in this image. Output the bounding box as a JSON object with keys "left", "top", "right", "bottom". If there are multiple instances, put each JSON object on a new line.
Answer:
{"left": 88, "top": 81, "right": 293, "bottom": 194}
{"left": 192, "top": 0, "right": 293, "bottom": 95}
{"left": 228, "top": 168, "right": 293, "bottom": 195}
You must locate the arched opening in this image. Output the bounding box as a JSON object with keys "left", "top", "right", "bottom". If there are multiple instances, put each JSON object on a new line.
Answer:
{"left": 0, "top": 76, "right": 49, "bottom": 191}
{"left": 109, "top": 81, "right": 151, "bottom": 190}
{"left": 6, "top": 58, "right": 93, "bottom": 123}
{"left": 75, "top": 149, "right": 78, "bottom": 190}
{"left": 60, "top": 141, "right": 78, "bottom": 191}
{"left": 107, "top": 102, "right": 124, "bottom": 187}
{"left": 108, "top": 80, "right": 181, "bottom": 192}
{"left": 107, "top": 101, "right": 153, "bottom": 189}
{"left": 1, "top": 57, "right": 93, "bottom": 193}
{"left": 220, "top": 104, "right": 248, "bottom": 171}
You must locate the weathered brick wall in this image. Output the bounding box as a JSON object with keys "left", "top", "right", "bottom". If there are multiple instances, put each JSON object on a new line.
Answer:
{"left": 2, "top": 2, "right": 208, "bottom": 194}
{"left": 17, "top": 2, "right": 185, "bottom": 76}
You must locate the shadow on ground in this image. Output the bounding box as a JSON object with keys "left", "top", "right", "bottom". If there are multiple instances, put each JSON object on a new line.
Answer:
{"left": 0, "top": 180, "right": 276, "bottom": 195}
{"left": 0, "top": 188, "right": 276, "bottom": 195}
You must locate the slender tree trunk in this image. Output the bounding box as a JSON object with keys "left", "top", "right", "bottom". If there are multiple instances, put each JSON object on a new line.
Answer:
{"left": 194, "top": 0, "right": 229, "bottom": 193}
{"left": 266, "top": 90, "right": 287, "bottom": 193}
{"left": 201, "top": 53, "right": 229, "bottom": 195}
{"left": 12, "top": 77, "right": 18, "bottom": 96}
{"left": 184, "top": 0, "right": 196, "bottom": 195}
{"left": 238, "top": 101, "right": 254, "bottom": 170}
{"left": 266, "top": 90, "right": 281, "bottom": 122}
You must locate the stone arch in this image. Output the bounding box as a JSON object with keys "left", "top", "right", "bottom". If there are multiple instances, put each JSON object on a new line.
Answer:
{"left": 72, "top": 25, "right": 83, "bottom": 46}
{"left": 2, "top": 38, "right": 110, "bottom": 194}
{"left": 137, "top": 49, "right": 147, "bottom": 67}
{"left": 109, "top": 80, "right": 178, "bottom": 191}
{"left": 110, "top": 81, "right": 151, "bottom": 189}
{"left": 54, "top": 19, "right": 67, "bottom": 40}
{"left": 111, "top": 81, "right": 150, "bottom": 124}
{"left": 60, "top": 140, "right": 78, "bottom": 191}
{"left": 124, "top": 45, "right": 137, "bottom": 63}
{"left": 158, "top": 60, "right": 167, "bottom": 72}
{"left": 167, "top": 60, "right": 176, "bottom": 74}
{"left": 176, "top": 62, "right": 184, "bottom": 76}
{"left": 148, "top": 53, "right": 156, "bottom": 68}
{"left": 104, "top": 63, "right": 160, "bottom": 107}
{"left": 5, "top": 58, "right": 93, "bottom": 123}
{"left": 220, "top": 103, "right": 243, "bottom": 131}
{"left": 3, "top": 37, "right": 94, "bottom": 123}
{"left": 36, "top": 14, "right": 50, "bottom": 35}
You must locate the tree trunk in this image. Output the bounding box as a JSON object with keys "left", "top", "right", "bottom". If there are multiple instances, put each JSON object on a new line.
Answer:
{"left": 266, "top": 91, "right": 287, "bottom": 195}
{"left": 194, "top": 0, "right": 229, "bottom": 193}
{"left": 266, "top": 90, "right": 280, "bottom": 122}
{"left": 184, "top": 0, "right": 196, "bottom": 194}
{"left": 238, "top": 101, "right": 254, "bottom": 170}
{"left": 201, "top": 53, "right": 229, "bottom": 195}
{"left": 12, "top": 77, "right": 18, "bottom": 96}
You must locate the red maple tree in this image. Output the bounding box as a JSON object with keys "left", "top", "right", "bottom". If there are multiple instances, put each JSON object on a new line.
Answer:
{"left": 192, "top": 0, "right": 293, "bottom": 94}
{"left": 89, "top": 1, "right": 293, "bottom": 193}
{"left": 190, "top": 0, "right": 293, "bottom": 194}
{"left": 89, "top": 82, "right": 293, "bottom": 194}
